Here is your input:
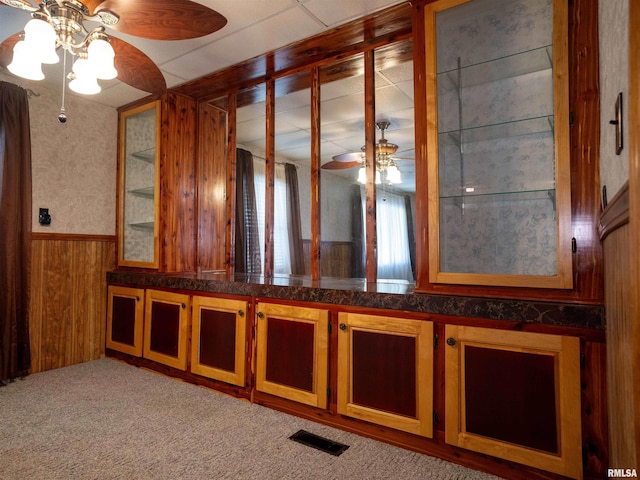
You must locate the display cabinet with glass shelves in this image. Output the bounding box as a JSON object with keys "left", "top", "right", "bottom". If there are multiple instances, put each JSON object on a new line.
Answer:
{"left": 425, "top": 0, "right": 572, "bottom": 289}
{"left": 117, "top": 101, "right": 160, "bottom": 268}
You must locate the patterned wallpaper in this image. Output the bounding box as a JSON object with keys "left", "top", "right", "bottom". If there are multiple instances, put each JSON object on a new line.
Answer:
{"left": 0, "top": 71, "right": 117, "bottom": 235}
{"left": 598, "top": 0, "right": 629, "bottom": 200}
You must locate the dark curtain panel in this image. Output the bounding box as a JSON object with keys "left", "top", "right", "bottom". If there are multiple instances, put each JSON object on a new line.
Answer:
{"left": 234, "top": 148, "right": 261, "bottom": 274}
{"left": 404, "top": 195, "right": 416, "bottom": 279}
{"left": 351, "top": 185, "right": 365, "bottom": 278}
{"left": 0, "top": 82, "right": 32, "bottom": 384}
{"left": 285, "top": 163, "right": 304, "bottom": 275}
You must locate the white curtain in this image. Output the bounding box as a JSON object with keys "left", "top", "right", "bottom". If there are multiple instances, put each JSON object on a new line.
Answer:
{"left": 363, "top": 188, "right": 414, "bottom": 281}
{"left": 252, "top": 157, "right": 291, "bottom": 274}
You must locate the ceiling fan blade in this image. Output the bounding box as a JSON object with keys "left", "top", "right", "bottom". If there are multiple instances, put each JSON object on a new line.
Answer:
{"left": 94, "top": 0, "right": 227, "bottom": 40}
{"left": 110, "top": 36, "right": 166, "bottom": 94}
{"left": 322, "top": 160, "right": 360, "bottom": 170}
{"left": 0, "top": 0, "right": 36, "bottom": 11}
{"left": 0, "top": 32, "right": 20, "bottom": 70}
{"left": 332, "top": 152, "right": 364, "bottom": 163}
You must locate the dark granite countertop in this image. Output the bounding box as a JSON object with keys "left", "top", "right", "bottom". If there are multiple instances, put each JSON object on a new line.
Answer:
{"left": 107, "top": 271, "right": 605, "bottom": 330}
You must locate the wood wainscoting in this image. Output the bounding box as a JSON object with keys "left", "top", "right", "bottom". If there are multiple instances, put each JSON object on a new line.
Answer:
{"left": 599, "top": 182, "right": 637, "bottom": 467}
{"left": 29, "top": 233, "right": 116, "bottom": 373}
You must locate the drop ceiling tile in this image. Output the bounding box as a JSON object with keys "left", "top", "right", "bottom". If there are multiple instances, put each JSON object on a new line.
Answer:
{"left": 237, "top": 102, "right": 266, "bottom": 123}
{"left": 303, "top": 0, "right": 405, "bottom": 27}
{"left": 162, "top": 7, "right": 324, "bottom": 80}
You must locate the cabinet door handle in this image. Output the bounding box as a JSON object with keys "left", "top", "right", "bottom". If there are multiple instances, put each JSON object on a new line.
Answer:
{"left": 257, "top": 311, "right": 264, "bottom": 319}
{"left": 339, "top": 323, "right": 347, "bottom": 331}
{"left": 136, "top": 296, "right": 140, "bottom": 301}
{"left": 181, "top": 303, "right": 186, "bottom": 309}
{"left": 446, "top": 337, "right": 456, "bottom": 347}
{"left": 238, "top": 310, "right": 244, "bottom": 317}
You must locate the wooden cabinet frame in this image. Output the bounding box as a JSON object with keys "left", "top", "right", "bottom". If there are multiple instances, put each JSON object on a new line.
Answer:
{"left": 444, "top": 325, "right": 582, "bottom": 479}
{"left": 255, "top": 303, "right": 329, "bottom": 409}
{"left": 106, "top": 285, "right": 145, "bottom": 357}
{"left": 337, "top": 312, "right": 433, "bottom": 437}
{"left": 191, "top": 296, "right": 248, "bottom": 387}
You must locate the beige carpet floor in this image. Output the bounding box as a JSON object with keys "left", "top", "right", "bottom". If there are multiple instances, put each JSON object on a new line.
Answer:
{"left": 0, "top": 358, "right": 503, "bottom": 480}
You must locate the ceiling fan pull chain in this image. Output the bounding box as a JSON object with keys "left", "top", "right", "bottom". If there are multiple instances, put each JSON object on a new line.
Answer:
{"left": 58, "top": 48, "right": 68, "bottom": 123}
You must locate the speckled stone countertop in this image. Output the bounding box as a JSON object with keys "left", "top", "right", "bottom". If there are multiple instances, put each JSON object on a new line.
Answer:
{"left": 107, "top": 271, "right": 605, "bottom": 330}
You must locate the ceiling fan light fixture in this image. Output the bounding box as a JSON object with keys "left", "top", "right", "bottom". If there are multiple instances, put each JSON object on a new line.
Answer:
{"left": 87, "top": 37, "right": 117, "bottom": 80}
{"left": 7, "top": 40, "right": 44, "bottom": 81}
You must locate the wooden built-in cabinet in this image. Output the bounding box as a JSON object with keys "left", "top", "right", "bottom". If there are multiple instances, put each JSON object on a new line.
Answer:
{"left": 106, "top": 285, "right": 145, "bottom": 357}
{"left": 117, "top": 93, "right": 197, "bottom": 272}
{"left": 143, "top": 289, "right": 190, "bottom": 371}
{"left": 191, "top": 296, "right": 248, "bottom": 387}
{"left": 444, "top": 325, "right": 582, "bottom": 479}
{"left": 337, "top": 312, "right": 433, "bottom": 437}
{"left": 255, "top": 302, "right": 329, "bottom": 409}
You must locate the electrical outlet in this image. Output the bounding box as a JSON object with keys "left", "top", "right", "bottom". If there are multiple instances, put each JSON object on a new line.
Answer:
{"left": 39, "top": 208, "right": 51, "bottom": 226}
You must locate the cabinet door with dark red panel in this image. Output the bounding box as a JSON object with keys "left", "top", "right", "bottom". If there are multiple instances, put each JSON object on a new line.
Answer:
{"left": 143, "top": 289, "right": 190, "bottom": 370}
{"left": 255, "top": 303, "right": 329, "bottom": 409}
{"left": 337, "top": 312, "right": 433, "bottom": 437}
{"left": 191, "top": 296, "right": 248, "bottom": 386}
{"left": 107, "top": 286, "right": 145, "bottom": 357}
{"left": 444, "top": 325, "right": 582, "bottom": 479}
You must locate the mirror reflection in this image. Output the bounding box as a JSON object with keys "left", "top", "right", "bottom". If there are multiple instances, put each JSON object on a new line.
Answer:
{"left": 234, "top": 39, "right": 415, "bottom": 282}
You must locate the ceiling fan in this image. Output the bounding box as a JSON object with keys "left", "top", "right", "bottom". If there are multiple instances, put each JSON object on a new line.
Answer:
{"left": 0, "top": 0, "right": 226, "bottom": 105}
{"left": 322, "top": 120, "right": 410, "bottom": 185}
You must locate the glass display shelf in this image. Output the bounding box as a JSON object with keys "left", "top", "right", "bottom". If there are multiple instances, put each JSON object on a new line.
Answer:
{"left": 437, "top": 45, "right": 553, "bottom": 91}
{"left": 439, "top": 188, "right": 556, "bottom": 205}
{"left": 129, "top": 222, "right": 155, "bottom": 230}
{"left": 131, "top": 147, "right": 156, "bottom": 163}
{"left": 129, "top": 187, "right": 155, "bottom": 199}
{"left": 439, "top": 115, "right": 554, "bottom": 146}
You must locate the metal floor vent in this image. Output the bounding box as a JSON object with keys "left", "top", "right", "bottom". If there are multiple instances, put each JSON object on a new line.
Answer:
{"left": 289, "top": 429, "right": 350, "bottom": 456}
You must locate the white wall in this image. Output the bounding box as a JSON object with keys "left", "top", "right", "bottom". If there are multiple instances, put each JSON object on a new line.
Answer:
{"left": 599, "top": 0, "right": 630, "bottom": 200}
{"left": 1, "top": 72, "right": 117, "bottom": 235}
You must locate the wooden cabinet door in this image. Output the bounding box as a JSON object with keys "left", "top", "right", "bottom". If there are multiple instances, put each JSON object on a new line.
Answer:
{"left": 445, "top": 325, "right": 582, "bottom": 479}
{"left": 337, "top": 312, "right": 433, "bottom": 437}
{"left": 255, "top": 303, "right": 329, "bottom": 409}
{"left": 143, "top": 289, "right": 190, "bottom": 370}
{"left": 106, "top": 285, "right": 145, "bottom": 357}
{"left": 191, "top": 296, "right": 248, "bottom": 386}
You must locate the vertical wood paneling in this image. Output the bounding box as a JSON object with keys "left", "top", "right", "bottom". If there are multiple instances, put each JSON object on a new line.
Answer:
{"left": 29, "top": 236, "right": 116, "bottom": 373}
{"left": 161, "top": 93, "right": 197, "bottom": 273}
{"left": 604, "top": 223, "right": 637, "bottom": 466}
{"left": 197, "top": 102, "right": 228, "bottom": 271}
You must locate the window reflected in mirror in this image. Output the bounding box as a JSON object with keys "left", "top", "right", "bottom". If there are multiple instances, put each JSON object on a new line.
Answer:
{"left": 274, "top": 73, "right": 311, "bottom": 275}
{"left": 235, "top": 85, "right": 267, "bottom": 275}
{"left": 373, "top": 40, "right": 416, "bottom": 282}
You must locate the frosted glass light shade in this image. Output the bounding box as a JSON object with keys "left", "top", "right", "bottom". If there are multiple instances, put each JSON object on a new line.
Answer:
{"left": 8, "top": 41, "right": 44, "bottom": 81}
{"left": 87, "top": 39, "right": 117, "bottom": 80}
{"left": 69, "top": 58, "right": 101, "bottom": 95}
{"left": 386, "top": 163, "right": 401, "bottom": 184}
{"left": 24, "top": 18, "right": 58, "bottom": 65}
{"left": 357, "top": 166, "right": 366, "bottom": 184}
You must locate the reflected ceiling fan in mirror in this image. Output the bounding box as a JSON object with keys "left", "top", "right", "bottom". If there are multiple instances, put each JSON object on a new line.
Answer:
{"left": 323, "top": 120, "right": 409, "bottom": 185}
{"left": 0, "top": 0, "right": 226, "bottom": 119}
